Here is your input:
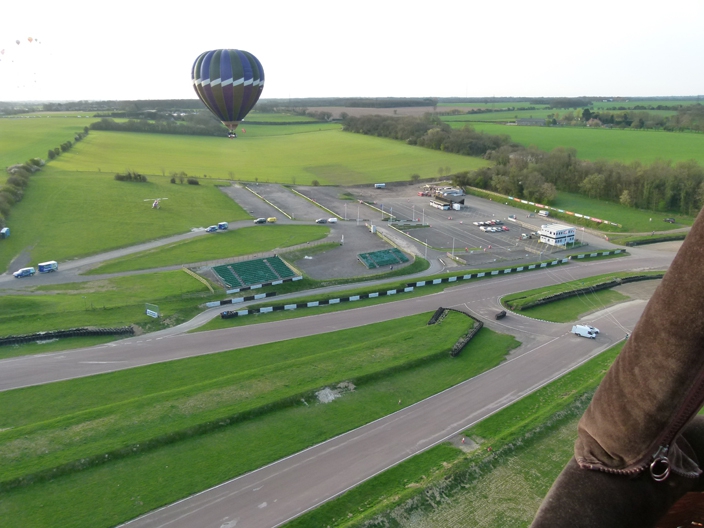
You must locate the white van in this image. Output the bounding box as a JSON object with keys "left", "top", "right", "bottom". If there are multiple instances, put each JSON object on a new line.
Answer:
{"left": 572, "top": 325, "right": 596, "bottom": 339}
{"left": 327, "top": 218, "right": 338, "bottom": 224}
{"left": 538, "top": 210, "right": 550, "bottom": 217}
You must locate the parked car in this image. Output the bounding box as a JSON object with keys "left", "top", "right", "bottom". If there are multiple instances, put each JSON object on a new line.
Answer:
{"left": 254, "top": 218, "right": 267, "bottom": 224}
{"left": 327, "top": 218, "right": 338, "bottom": 223}
{"left": 315, "top": 218, "right": 327, "bottom": 224}
{"left": 266, "top": 217, "right": 277, "bottom": 223}
{"left": 206, "top": 225, "right": 218, "bottom": 233}
{"left": 664, "top": 218, "right": 676, "bottom": 223}
{"left": 13, "top": 267, "right": 35, "bottom": 278}
{"left": 473, "top": 221, "right": 481, "bottom": 226}
{"left": 502, "top": 226, "right": 509, "bottom": 231}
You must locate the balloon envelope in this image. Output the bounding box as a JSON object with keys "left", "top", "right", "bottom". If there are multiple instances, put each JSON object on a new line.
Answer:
{"left": 191, "top": 49, "right": 264, "bottom": 132}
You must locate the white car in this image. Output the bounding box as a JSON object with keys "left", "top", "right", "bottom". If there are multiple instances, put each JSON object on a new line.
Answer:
{"left": 586, "top": 325, "right": 600, "bottom": 334}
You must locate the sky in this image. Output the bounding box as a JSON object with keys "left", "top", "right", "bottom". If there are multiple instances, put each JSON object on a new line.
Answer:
{"left": 1, "top": 0, "right": 703, "bottom": 102}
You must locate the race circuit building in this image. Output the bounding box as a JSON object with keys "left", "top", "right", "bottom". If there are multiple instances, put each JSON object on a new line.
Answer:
{"left": 538, "top": 224, "right": 576, "bottom": 247}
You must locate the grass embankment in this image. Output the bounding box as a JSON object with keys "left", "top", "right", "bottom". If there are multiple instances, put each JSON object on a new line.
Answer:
{"left": 0, "top": 169, "right": 250, "bottom": 272}
{"left": 501, "top": 270, "right": 664, "bottom": 321}
{"left": 468, "top": 122, "right": 704, "bottom": 165}
{"left": 87, "top": 224, "right": 329, "bottom": 274}
{"left": 609, "top": 231, "right": 688, "bottom": 246}
{"left": 0, "top": 271, "right": 217, "bottom": 357}
{"left": 0, "top": 312, "right": 519, "bottom": 528}
{"left": 285, "top": 342, "right": 623, "bottom": 528}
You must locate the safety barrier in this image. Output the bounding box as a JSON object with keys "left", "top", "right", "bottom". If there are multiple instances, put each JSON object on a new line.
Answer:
{"left": 0, "top": 326, "right": 134, "bottom": 347}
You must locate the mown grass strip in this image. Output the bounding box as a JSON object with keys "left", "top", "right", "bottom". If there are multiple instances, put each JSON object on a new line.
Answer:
{"left": 0, "top": 326, "right": 517, "bottom": 528}
{"left": 0, "top": 313, "right": 471, "bottom": 485}
{"left": 86, "top": 225, "right": 329, "bottom": 274}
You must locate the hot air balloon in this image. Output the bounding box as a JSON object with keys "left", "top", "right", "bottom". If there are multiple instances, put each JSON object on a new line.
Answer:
{"left": 28, "top": 37, "right": 33, "bottom": 43}
{"left": 191, "top": 49, "right": 264, "bottom": 138}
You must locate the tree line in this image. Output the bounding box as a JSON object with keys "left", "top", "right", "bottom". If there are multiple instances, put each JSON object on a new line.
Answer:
{"left": 454, "top": 145, "right": 704, "bottom": 216}
{"left": 545, "top": 104, "right": 704, "bottom": 132}
{"left": 0, "top": 159, "right": 44, "bottom": 229}
{"left": 90, "top": 117, "right": 226, "bottom": 137}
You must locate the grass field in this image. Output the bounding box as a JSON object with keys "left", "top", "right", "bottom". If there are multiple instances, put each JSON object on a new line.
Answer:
{"left": 46, "top": 127, "right": 489, "bottom": 184}
{"left": 0, "top": 116, "right": 90, "bottom": 171}
{"left": 0, "top": 314, "right": 519, "bottom": 528}
{"left": 437, "top": 102, "right": 551, "bottom": 110}
{"left": 549, "top": 191, "right": 694, "bottom": 231}
{"left": 0, "top": 168, "right": 251, "bottom": 271}
{"left": 441, "top": 108, "right": 679, "bottom": 124}
{"left": 0, "top": 271, "right": 217, "bottom": 346}
{"left": 460, "top": 122, "right": 704, "bottom": 165}
{"left": 88, "top": 224, "right": 329, "bottom": 274}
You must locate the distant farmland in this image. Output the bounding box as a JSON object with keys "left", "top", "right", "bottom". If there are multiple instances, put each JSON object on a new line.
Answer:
{"left": 458, "top": 122, "right": 704, "bottom": 165}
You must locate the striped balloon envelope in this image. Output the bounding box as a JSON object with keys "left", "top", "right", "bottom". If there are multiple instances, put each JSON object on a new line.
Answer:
{"left": 191, "top": 49, "right": 264, "bottom": 137}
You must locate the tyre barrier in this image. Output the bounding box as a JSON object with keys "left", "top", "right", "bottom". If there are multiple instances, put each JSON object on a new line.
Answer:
{"left": 513, "top": 274, "right": 664, "bottom": 311}
{"left": 445, "top": 308, "right": 484, "bottom": 357}
{"left": 225, "top": 275, "right": 302, "bottom": 295}
{"left": 0, "top": 326, "right": 134, "bottom": 347}
{"left": 426, "top": 307, "right": 483, "bottom": 357}
{"left": 207, "top": 291, "right": 277, "bottom": 308}
{"left": 219, "top": 287, "right": 415, "bottom": 319}
{"left": 406, "top": 259, "right": 569, "bottom": 289}
{"left": 427, "top": 307, "right": 446, "bottom": 325}
{"left": 625, "top": 235, "right": 686, "bottom": 247}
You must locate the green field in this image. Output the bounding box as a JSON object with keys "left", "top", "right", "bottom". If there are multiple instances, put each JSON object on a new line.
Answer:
{"left": 88, "top": 224, "right": 329, "bottom": 274}
{"left": 0, "top": 116, "right": 90, "bottom": 171}
{"left": 460, "top": 122, "right": 704, "bottom": 165}
{"left": 437, "top": 102, "right": 550, "bottom": 110}
{"left": 549, "top": 191, "right": 694, "bottom": 231}
{"left": 0, "top": 313, "right": 519, "bottom": 528}
{"left": 0, "top": 169, "right": 250, "bottom": 271}
{"left": 47, "top": 127, "right": 489, "bottom": 184}
{"left": 441, "top": 108, "right": 679, "bottom": 124}
{"left": 0, "top": 271, "right": 216, "bottom": 343}
{"left": 591, "top": 99, "right": 703, "bottom": 110}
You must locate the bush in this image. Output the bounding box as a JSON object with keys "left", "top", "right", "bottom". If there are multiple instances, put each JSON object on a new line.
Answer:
{"left": 114, "top": 171, "right": 148, "bottom": 182}
{"left": 187, "top": 178, "right": 199, "bottom": 185}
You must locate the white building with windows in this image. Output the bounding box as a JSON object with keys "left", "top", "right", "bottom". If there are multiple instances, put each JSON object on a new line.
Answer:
{"left": 538, "top": 224, "right": 576, "bottom": 247}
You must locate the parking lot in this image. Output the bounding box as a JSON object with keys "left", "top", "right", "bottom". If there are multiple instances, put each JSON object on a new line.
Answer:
{"left": 220, "top": 181, "right": 602, "bottom": 279}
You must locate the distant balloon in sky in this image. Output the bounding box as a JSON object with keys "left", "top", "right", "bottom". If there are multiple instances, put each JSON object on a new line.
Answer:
{"left": 191, "top": 49, "right": 264, "bottom": 138}
{"left": 27, "top": 37, "right": 33, "bottom": 43}
{"left": 15, "top": 40, "right": 20, "bottom": 45}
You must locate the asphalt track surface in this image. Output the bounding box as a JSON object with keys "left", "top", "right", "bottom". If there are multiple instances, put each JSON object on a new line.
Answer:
{"left": 0, "top": 249, "right": 672, "bottom": 528}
